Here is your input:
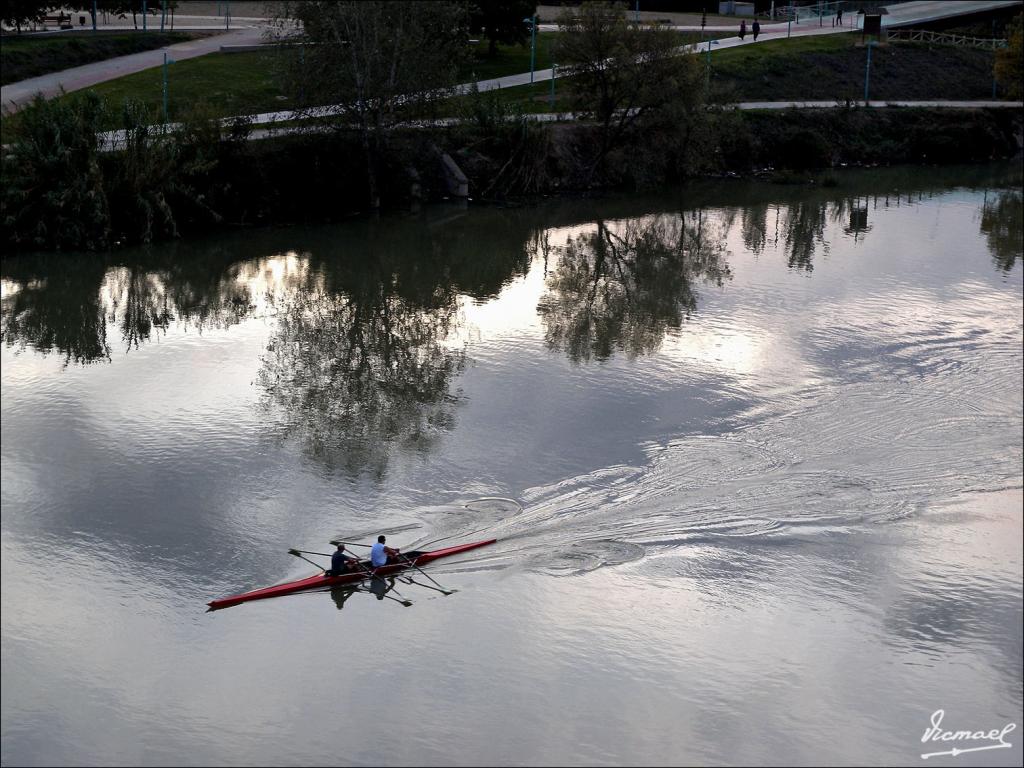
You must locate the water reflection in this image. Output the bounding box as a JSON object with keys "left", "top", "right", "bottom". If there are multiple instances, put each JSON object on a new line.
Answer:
{"left": 537, "top": 211, "right": 731, "bottom": 362}
{"left": 0, "top": 244, "right": 255, "bottom": 364}
{"left": 980, "top": 189, "right": 1023, "bottom": 273}
{"left": 254, "top": 214, "right": 536, "bottom": 478}
{"left": 2, "top": 166, "right": 1020, "bottom": 481}
{"left": 257, "top": 252, "right": 467, "bottom": 479}
{"left": 327, "top": 578, "right": 409, "bottom": 609}
{"left": 1, "top": 255, "right": 112, "bottom": 364}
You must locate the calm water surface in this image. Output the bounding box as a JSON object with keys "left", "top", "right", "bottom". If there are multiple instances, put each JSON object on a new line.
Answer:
{"left": 2, "top": 165, "right": 1022, "bottom": 767}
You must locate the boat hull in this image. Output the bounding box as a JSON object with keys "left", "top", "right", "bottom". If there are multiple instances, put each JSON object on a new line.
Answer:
{"left": 207, "top": 538, "right": 496, "bottom": 610}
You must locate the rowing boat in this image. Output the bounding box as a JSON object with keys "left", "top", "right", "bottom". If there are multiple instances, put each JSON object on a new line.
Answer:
{"left": 207, "top": 538, "right": 496, "bottom": 610}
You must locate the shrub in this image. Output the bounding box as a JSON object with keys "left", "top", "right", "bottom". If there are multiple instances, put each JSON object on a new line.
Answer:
{"left": 1, "top": 92, "right": 111, "bottom": 250}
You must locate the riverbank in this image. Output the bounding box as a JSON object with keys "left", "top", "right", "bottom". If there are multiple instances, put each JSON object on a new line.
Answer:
{"left": 2, "top": 99, "right": 1020, "bottom": 253}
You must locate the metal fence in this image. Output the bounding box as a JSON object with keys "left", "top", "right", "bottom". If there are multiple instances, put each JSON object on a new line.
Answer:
{"left": 887, "top": 28, "right": 1009, "bottom": 49}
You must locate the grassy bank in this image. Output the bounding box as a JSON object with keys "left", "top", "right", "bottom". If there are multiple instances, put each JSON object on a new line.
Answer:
{"left": 707, "top": 33, "right": 1006, "bottom": 102}
{"left": 3, "top": 30, "right": 741, "bottom": 139}
{"left": 0, "top": 31, "right": 203, "bottom": 85}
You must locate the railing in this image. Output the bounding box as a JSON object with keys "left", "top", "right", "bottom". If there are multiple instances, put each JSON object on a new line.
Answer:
{"left": 780, "top": 1, "right": 909, "bottom": 27}
{"left": 887, "top": 29, "right": 1009, "bottom": 49}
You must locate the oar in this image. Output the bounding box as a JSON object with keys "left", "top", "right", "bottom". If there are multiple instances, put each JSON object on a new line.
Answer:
{"left": 292, "top": 548, "right": 334, "bottom": 557}
{"left": 288, "top": 549, "right": 326, "bottom": 572}
{"left": 329, "top": 540, "right": 373, "bottom": 549}
{"left": 397, "top": 553, "right": 457, "bottom": 596}
{"left": 401, "top": 576, "right": 455, "bottom": 597}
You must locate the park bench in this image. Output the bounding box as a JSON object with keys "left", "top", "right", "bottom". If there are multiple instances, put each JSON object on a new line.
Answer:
{"left": 43, "top": 12, "right": 73, "bottom": 30}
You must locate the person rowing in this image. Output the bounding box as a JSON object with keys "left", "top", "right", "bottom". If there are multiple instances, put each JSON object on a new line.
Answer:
{"left": 369, "top": 535, "right": 401, "bottom": 570}
{"left": 327, "top": 543, "right": 362, "bottom": 576}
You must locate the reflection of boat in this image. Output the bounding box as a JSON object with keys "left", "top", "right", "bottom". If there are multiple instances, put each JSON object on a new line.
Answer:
{"left": 207, "top": 539, "right": 496, "bottom": 611}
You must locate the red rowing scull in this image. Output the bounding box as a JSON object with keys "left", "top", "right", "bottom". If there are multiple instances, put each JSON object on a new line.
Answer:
{"left": 207, "top": 538, "right": 496, "bottom": 610}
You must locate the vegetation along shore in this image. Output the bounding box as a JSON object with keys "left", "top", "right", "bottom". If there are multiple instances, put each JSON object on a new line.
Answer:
{"left": 2, "top": 0, "right": 1022, "bottom": 253}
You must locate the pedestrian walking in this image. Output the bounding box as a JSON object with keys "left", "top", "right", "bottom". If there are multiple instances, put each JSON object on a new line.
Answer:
{"left": 752, "top": 19, "right": 760, "bottom": 40}
{"left": 739, "top": 19, "right": 746, "bottom": 40}
{"left": 837, "top": 8, "right": 843, "bottom": 26}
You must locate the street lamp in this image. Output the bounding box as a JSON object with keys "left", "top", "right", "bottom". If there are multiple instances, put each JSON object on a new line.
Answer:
{"left": 863, "top": 39, "right": 876, "bottom": 104}
{"left": 162, "top": 51, "right": 176, "bottom": 123}
{"left": 705, "top": 39, "right": 719, "bottom": 89}
{"left": 523, "top": 16, "right": 537, "bottom": 84}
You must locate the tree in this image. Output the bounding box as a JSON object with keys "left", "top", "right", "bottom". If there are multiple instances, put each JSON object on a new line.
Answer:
{"left": 1, "top": 92, "right": 111, "bottom": 251}
{"left": 470, "top": 0, "right": 535, "bottom": 57}
{"left": 0, "top": 0, "right": 49, "bottom": 33}
{"left": 270, "top": 1, "right": 469, "bottom": 210}
{"left": 555, "top": 1, "right": 705, "bottom": 177}
{"left": 994, "top": 13, "right": 1022, "bottom": 99}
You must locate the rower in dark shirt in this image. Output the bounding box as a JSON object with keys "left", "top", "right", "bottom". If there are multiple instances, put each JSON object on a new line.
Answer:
{"left": 328, "top": 544, "right": 362, "bottom": 576}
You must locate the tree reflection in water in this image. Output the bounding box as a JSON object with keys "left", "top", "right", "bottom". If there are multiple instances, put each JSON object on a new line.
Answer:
{"left": 1, "top": 256, "right": 112, "bottom": 365}
{"left": 255, "top": 214, "right": 533, "bottom": 478}
{"left": 537, "top": 211, "right": 732, "bottom": 362}
{"left": 257, "top": 265, "right": 465, "bottom": 478}
{"left": 0, "top": 244, "right": 256, "bottom": 365}
{"left": 980, "top": 189, "right": 1022, "bottom": 273}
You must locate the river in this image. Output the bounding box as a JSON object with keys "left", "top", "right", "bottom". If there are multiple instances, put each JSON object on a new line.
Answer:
{"left": 2, "top": 164, "right": 1021, "bottom": 767}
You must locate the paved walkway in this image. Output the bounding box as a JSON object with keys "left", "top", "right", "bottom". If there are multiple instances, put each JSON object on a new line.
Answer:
{"left": 1, "top": 21, "right": 268, "bottom": 112}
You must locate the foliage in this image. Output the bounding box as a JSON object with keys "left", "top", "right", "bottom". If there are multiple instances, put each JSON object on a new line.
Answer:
{"left": 0, "top": 0, "right": 49, "bottom": 33}
{"left": 269, "top": 0, "right": 469, "bottom": 209}
{"left": 994, "top": 14, "right": 1022, "bottom": 99}
{"left": 1, "top": 92, "right": 111, "bottom": 251}
{"left": 469, "top": 0, "right": 536, "bottom": 56}
{"left": 554, "top": 1, "right": 705, "bottom": 177}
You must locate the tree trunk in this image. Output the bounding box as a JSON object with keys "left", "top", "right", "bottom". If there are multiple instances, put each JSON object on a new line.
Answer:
{"left": 488, "top": 34, "right": 497, "bottom": 57}
{"left": 360, "top": 128, "right": 381, "bottom": 210}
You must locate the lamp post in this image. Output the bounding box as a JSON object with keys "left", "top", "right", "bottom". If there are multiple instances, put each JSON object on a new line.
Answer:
{"left": 863, "top": 39, "right": 875, "bottom": 104}
{"left": 705, "top": 39, "right": 719, "bottom": 90}
{"left": 162, "top": 51, "right": 175, "bottom": 123}
{"left": 523, "top": 16, "right": 537, "bottom": 84}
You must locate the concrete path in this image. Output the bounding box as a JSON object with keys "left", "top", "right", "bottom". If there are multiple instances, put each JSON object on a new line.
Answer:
{"left": 1, "top": 22, "right": 268, "bottom": 113}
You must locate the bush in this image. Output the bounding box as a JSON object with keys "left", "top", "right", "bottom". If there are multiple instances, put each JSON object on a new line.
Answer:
{"left": 775, "top": 128, "right": 832, "bottom": 170}
{"left": 1, "top": 92, "right": 111, "bottom": 251}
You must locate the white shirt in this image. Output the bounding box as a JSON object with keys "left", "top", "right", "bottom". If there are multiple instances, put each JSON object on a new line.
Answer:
{"left": 370, "top": 542, "right": 388, "bottom": 567}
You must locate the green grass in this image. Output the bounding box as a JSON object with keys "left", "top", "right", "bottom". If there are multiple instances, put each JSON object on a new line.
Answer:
{"left": 706, "top": 32, "right": 1004, "bottom": 102}
{"left": 463, "top": 32, "right": 558, "bottom": 80}
{"left": 85, "top": 49, "right": 288, "bottom": 124}
{"left": 3, "top": 31, "right": 1008, "bottom": 143}
{"left": 0, "top": 31, "right": 202, "bottom": 85}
